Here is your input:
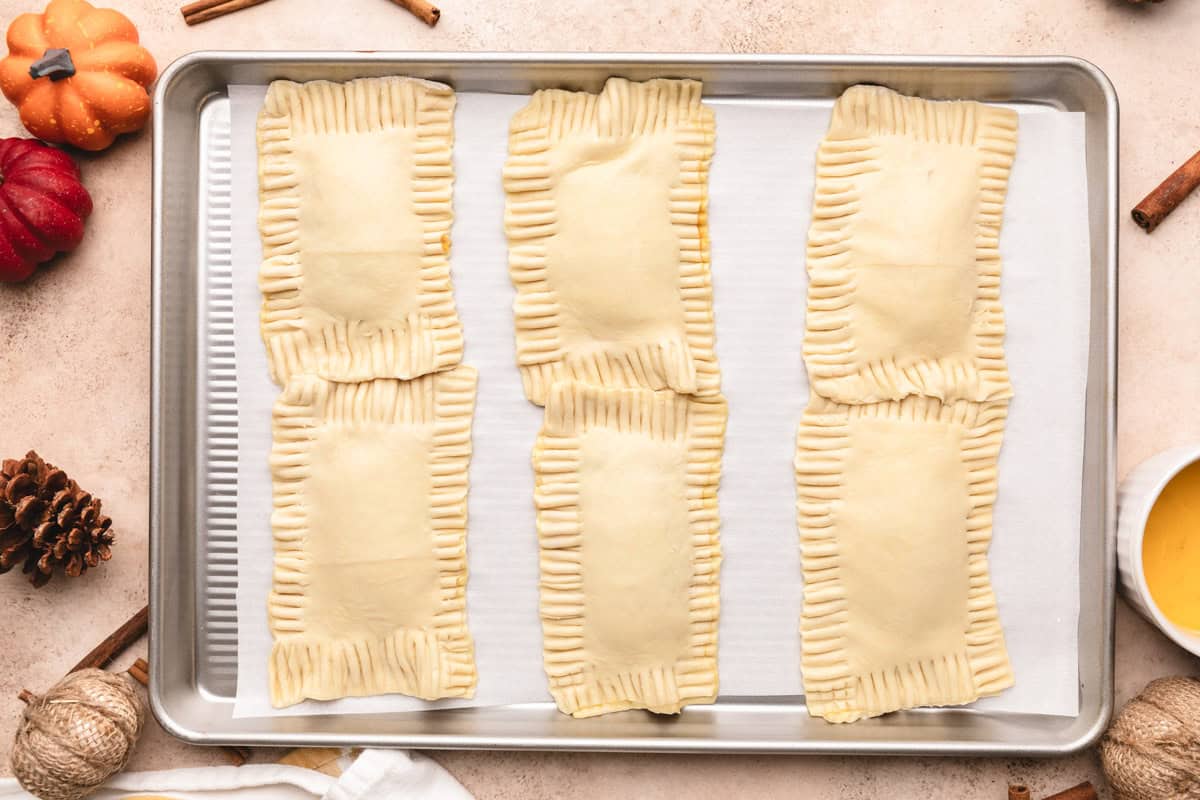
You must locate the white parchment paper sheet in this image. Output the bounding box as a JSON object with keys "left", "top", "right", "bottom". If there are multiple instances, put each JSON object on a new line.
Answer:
{"left": 230, "top": 85, "right": 1089, "bottom": 719}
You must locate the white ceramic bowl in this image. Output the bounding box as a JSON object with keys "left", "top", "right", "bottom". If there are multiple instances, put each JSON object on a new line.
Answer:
{"left": 1117, "top": 445, "right": 1200, "bottom": 658}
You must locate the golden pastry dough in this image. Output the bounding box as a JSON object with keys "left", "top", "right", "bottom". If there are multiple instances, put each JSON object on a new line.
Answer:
{"left": 257, "top": 77, "right": 462, "bottom": 385}
{"left": 796, "top": 396, "right": 1014, "bottom": 723}
{"left": 535, "top": 382, "right": 725, "bottom": 717}
{"left": 504, "top": 77, "right": 718, "bottom": 405}
{"left": 805, "top": 85, "right": 1018, "bottom": 404}
{"left": 268, "top": 367, "right": 477, "bottom": 707}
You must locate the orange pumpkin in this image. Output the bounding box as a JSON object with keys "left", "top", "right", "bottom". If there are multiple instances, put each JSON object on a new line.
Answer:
{"left": 0, "top": 0, "right": 157, "bottom": 151}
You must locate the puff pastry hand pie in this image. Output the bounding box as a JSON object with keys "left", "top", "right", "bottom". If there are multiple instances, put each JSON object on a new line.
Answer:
{"left": 268, "top": 368, "right": 477, "bottom": 707}
{"left": 805, "top": 85, "right": 1018, "bottom": 404}
{"left": 796, "top": 397, "right": 1013, "bottom": 723}
{"left": 258, "top": 77, "right": 463, "bottom": 385}
{"left": 504, "top": 77, "right": 719, "bottom": 405}
{"left": 534, "top": 382, "right": 725, "bottom": 717}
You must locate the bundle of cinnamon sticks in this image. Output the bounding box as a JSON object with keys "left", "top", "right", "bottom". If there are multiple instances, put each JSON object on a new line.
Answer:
{"left": 181, "top": 0, "right": 440, "bottom": 27}
{"left": 1009, "top": 782, "right": 1098, "bottom": 800}
{"left": 181, "top": 0, "right": 272, "bottom": 25}
{"left": 14, "top": 605, "right": 252, "bottom": 766}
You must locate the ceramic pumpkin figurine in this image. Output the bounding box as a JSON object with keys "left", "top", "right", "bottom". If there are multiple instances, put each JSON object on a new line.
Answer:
{"left": 0, "top": 0, "right": 157, "bottom": 151}
{"left": 0, "top": 137, "right": 92, "bottom": 282}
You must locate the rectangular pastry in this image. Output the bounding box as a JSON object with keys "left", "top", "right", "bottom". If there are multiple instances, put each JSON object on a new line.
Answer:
{"left": 534, "top": 382, "right": 725, "bottom": 717}
{"left": 504, "top": 77, "right": 718, "bottom": 405}
{"left": 796, "top": 396, "right": 1013, "bottom": 723}
{"left": 257, "top": 77, "right": 463, "bottom": 385}
{"left": 268, "top": 367, "right": 477, "bottom": 707}
{"left": 805, "top": 85, "right": 1018, "bottom": 404}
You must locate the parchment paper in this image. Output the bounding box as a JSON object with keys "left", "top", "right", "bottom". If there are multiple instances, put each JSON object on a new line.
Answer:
{"left": 229, "top": 84, "right": 1089, "bottom": 719}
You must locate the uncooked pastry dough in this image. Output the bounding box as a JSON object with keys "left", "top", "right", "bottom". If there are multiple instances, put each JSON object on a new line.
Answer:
{"left": 796, "top": 396, "right": 1014, "bottom": 723}
{"left": 805, "top": 85, "right": 1018, "bottom": 404}
{"left": 268, "top": 367, "right": 477, "bottom": 707}
{"left": 504, "top": 77, "right": 719, "bottom": 406}
{"left": 534, "top": 382, "right": 725, "bottom": 717}
{"left": 257, "top": 77, "right": 463, "bottom": 385}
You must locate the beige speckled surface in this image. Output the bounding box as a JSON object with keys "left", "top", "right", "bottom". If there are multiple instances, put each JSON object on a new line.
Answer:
{"left": 1, "top": 0, "right": 1199, "bottom": 797}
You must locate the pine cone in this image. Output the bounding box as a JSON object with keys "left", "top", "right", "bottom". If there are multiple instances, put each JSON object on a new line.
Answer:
{"left": 0, "top": 451, "right": 115, "bottom": 587}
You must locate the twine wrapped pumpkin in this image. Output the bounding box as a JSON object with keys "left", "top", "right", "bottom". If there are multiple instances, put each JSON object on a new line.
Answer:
{"left": 9, "top": 669, "right": 143, "bottom": 800}
{"left": 1100, "top": 676, "right": 1200, "bottom": 799}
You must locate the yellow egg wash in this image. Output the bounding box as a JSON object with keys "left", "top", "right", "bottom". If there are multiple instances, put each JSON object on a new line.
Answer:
{"left": 1143, "top": 461, "right": 1200, "bottom": 632}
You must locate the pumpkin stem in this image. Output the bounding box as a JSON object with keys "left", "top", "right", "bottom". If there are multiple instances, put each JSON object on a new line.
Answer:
{"left": 29, "top": 48, "right": 76, "bottom": 82}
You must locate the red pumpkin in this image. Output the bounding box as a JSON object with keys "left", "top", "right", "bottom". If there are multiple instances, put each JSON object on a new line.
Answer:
{"left": 0, "top": 137, "right": 91, "bottom": 282}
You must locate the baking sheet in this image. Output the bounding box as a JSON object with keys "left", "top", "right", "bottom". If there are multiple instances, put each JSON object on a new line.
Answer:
{"left": 229, "top": 84, "right": 1089, "bottom": 719}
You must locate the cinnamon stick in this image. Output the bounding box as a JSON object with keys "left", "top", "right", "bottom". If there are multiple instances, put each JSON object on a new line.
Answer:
{"left": 15, "top": 606, "right": 146, "bottom": 701}
{"left": 1008, "top": 784, "right": 1031, "bottom": 800}
{"left": 181, "top": 0, "right": 230, "bottom": 14}
{"left": 127, "top": 657, "right": 149, "bottom": 687}
{"left": 70, "top": 604, "right": 149, "bottom": 673}
{"left": 1043, "top": 782, "right": 1098, "bottom": 800}
{"left": 387, "top": 0, "right": 440, "bottom": 26}
{"left": 225, "top": 746, "right": 251, "bottom": 767}
{"left": 1132, "top": 148, "right": 1200, "bottom": 233}
{"left": 182, "top": 0, "right": 274, "bottom": 25}
{"left": 17, "top": 689, "right": 35, "bottom": 705}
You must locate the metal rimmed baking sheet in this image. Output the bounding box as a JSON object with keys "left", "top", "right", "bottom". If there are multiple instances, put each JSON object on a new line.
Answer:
{"left": 150, "top": 52, "right": 1116, "bottom": 755}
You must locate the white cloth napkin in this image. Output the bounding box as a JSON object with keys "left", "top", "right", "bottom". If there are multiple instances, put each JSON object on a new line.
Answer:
{"left": 0, "top": 749, "right": 473, "bottom": 800}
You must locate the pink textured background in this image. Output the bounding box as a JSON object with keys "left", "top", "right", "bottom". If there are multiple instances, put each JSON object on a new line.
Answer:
{"left": 1, "top": 0, "right": 1198, "bottom": 797}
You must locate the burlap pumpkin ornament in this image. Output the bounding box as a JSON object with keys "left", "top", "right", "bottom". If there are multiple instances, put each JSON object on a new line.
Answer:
{"left": 9, "top": 669, "right": 144, "bottom": 800}
{"left": 1100, "top": 676, "right": 1200, "bottom": 799}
